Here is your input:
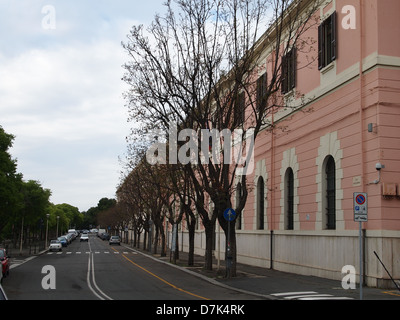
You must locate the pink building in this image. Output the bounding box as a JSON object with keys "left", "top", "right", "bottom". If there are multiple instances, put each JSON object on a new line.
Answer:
{"left": 187, "top": 0, "right": 400, "bottom": 288}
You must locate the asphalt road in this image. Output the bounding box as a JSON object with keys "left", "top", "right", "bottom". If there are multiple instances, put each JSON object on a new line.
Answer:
{"left": 3, "top": 234, "right": 260, "bottom": 301}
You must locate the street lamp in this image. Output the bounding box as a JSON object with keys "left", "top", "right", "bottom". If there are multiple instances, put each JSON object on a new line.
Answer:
{"left": 45, "top": 213, "right": 50, "bottom": 249}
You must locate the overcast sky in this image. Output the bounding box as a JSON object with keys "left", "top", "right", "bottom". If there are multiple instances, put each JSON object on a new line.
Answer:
{"left": 0, "top": 1, "right": 167, "bottom": 211}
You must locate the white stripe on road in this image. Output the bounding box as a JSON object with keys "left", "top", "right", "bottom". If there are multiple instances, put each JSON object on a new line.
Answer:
{"left": 271, "top": 291, "right": 317, "bottom": 297}
{"left": 271, "top": 291, "right": 354, "bottom": 300}
{"left": 299, "top": 296, "right": 354, "bottom": 300}
{"left": 285, "top": 294, "right": 333, "bottom": 300}
{"left": 86, "top": 253, "right": 113, "bottom": 300}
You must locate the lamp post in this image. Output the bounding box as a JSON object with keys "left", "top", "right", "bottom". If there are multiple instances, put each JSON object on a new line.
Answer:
{"left": 45, "top": 213, "right": 50, "bottom": 249}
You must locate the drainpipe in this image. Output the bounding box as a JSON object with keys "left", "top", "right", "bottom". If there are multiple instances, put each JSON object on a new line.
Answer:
{"left": 358, "top": 0, "right": 366, "bottom": 288}
{"left": 269, "top": 106, "right": 275, "bottom": 269}
{"left": 359, "top": 1, "right": 365, "bottom": 190}
{"left": 270, "top": 230, "right": 274, "bottom": 269}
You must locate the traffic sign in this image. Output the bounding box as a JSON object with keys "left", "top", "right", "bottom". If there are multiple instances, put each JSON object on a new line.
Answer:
{"left": 354, "top": 192, "right": 368, "bottom": 222}
{"left": 223, "top": 208, "right": 236, "bottom": 221}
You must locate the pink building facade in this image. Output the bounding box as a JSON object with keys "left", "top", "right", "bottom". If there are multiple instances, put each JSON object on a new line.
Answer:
{"left": 185, "top": 0, "right": 400, "bottom": 288}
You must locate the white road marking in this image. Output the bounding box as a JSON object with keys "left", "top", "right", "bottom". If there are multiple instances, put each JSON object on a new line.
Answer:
{"left": 271, "top": 291, "right": 354, "bottom": 300}
{"left": 272, "top": 291, "right": 317, "bottom": 297}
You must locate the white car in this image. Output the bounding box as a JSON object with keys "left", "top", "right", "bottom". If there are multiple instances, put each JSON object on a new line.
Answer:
{"left": 49, "top": 240, "right": 62, "bottom": 252}
{"left": 80, "top": 233, "right": 89, "bottom": 242}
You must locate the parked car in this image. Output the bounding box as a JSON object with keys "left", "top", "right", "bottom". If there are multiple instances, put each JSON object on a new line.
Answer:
{"left": 0, "top": 249, "right": 10, "bottom": 279}
{"left": 68, "top": 232, "right": 76, "bottom": 241}
{"left": 49, "top": 240, "right": 62, "bottom": 252}
{"left": 63, "top": 234, "right": 72, "bottom": 244}
{"left": 109, "top": 236, "right": 121, "bottom": 245}
{"left": 57, "top": 236, "right": 68, "bottom": 247}
{"left": 80, "top": 233, "right": 89, "bottom": 242}
{"left": 100, "top": 232, "right": 110, "bottom": 241}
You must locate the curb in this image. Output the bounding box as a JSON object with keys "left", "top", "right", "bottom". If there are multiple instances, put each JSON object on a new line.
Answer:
{"left": 9, "top": 249, "right": 48, "bottom": 270}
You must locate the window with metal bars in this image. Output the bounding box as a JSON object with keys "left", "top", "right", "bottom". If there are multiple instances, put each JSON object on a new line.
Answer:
{"left": 286, "top": 168, "right": 294, "bottom": 230}
{"left": 325, "top": 156, "right": 336, "bottom": 230}
{"left": 257, "top": 177, "right": 264, "bottom": 230}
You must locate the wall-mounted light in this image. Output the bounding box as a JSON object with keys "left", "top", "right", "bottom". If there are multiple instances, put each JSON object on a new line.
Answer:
{"left": 368, "top": 163, "right": 385, "bottom": 184}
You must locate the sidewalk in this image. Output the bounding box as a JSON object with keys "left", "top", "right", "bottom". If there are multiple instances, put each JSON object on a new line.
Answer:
{"left": 128, "top": 245, "right": 400, "bottom": 300}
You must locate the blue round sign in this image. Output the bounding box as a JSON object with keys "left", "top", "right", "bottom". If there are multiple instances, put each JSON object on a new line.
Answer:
{"left": 223, "top": 208, "right": 236, "bottom": 221}
{"left": 355, "top": 194, "right": 366, "bottom": 205}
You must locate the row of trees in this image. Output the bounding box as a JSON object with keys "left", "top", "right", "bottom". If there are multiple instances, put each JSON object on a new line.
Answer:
{"left": 118, "top": 0, "right": 321, "bottom": 276}
{"left": 0, "top": 125, "right": 87, "bottom": 247}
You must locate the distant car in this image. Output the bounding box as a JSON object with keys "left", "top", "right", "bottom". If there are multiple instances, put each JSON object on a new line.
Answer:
{"left": 49, "top": 240, "right": 62, "bottom": 252}
{"left": 68, "top": 232, "right": 76, "bottom": 241}
{"left": 57, "top": 236, "right": 68, "bottom": 247}
{"left": 80, "top": 233, "right": 89, "bottom": 242}
{"left": 0, "top": 249, "right": 10, "bottom": 279}
{"left": 100, "top": 233, "right": 110, "bottom": 241}
{"left": 64, "top": 233, "right": 72, "bottom": 244}
{"left": 109, "top": 236, "right": 121, "bottom": 245}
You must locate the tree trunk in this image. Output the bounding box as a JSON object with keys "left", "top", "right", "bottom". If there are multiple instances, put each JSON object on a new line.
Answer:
{"left": 160, "top": 227, "right": 166, "bottom": 257}
{"left": 153, "top": 226, "right": 159, "bottom": 254}
{"left": 218, "top": 216, "right": 237, "bottom": 278}
{"left": 204, "top": 223, "right": 214, "bottom": 270}
{"left": 187, "top": 222, "right": 194, "bottom": 266}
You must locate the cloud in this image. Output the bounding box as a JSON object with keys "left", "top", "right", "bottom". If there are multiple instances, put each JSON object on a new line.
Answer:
{"left": 0, "top": 12, "right": 143, "bottom": 211}
{"left": 0, "top": 1, "right": 169, "bottom": 211}
{"left": 0, "top": 40, "right": 130, "bottom": 211}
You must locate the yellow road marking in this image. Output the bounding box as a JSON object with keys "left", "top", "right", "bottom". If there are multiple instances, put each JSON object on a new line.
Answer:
{"left": 111, "top": 248, "right": 210, "bottom": 300}
{"left": 382, "top": 290, "right": 400, "bottom": 297}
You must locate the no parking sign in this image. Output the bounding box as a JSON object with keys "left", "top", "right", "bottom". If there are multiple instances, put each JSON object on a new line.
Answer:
{"left": 354, "top": 192, "right": 368, "bottom": 222}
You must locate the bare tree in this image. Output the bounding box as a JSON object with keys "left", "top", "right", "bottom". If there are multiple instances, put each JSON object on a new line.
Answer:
{"left": 122, "top": 0, "right": 321, "bottom": 275}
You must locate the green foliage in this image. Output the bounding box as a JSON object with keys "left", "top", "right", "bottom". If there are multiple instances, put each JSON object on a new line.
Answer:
{"left": 81, "top": 197, "right": 116, "bottom": 229}
{"left": 47, "top": 203, "right": 83, "bottom": 234}
{"left": 0, "top": 126, "right": 116, "bottom": 241}
{"left": 0, "top": 126, "right": 82, "bottom": 240}
{"left": 0, "top": 126, "right": 24, "bottom": 235}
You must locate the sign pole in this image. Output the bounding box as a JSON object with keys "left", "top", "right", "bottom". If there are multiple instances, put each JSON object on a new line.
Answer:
{"left": 223, "top": 208, "right": 236, "bottom": 278}
{"left": 354, "top": 192, "right": 367, "bottom": 300}
{"left": 359, "top": 221, "right": 363, "bottom": 300}
{"left": 227, "top": 216, "right": 231, "bottom": 278}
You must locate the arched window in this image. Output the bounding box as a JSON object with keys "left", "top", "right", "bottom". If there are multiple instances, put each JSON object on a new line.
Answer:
{"left": 285, "top": 168, "right": 294, "bottom": 230}
{"left": 257, "top": 177, "right": 264, "bottom": 230}
{"left": 325, "top": 156, "right": 336, "bottom": 229}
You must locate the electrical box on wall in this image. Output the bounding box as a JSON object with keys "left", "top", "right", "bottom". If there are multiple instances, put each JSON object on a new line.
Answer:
{"left": 381, "top": 183, "right": 397, "bottom": 196}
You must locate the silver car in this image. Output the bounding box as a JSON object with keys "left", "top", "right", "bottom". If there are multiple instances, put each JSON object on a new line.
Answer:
{"left": 109, "top": 236, "right": 120, "bottom": 245}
